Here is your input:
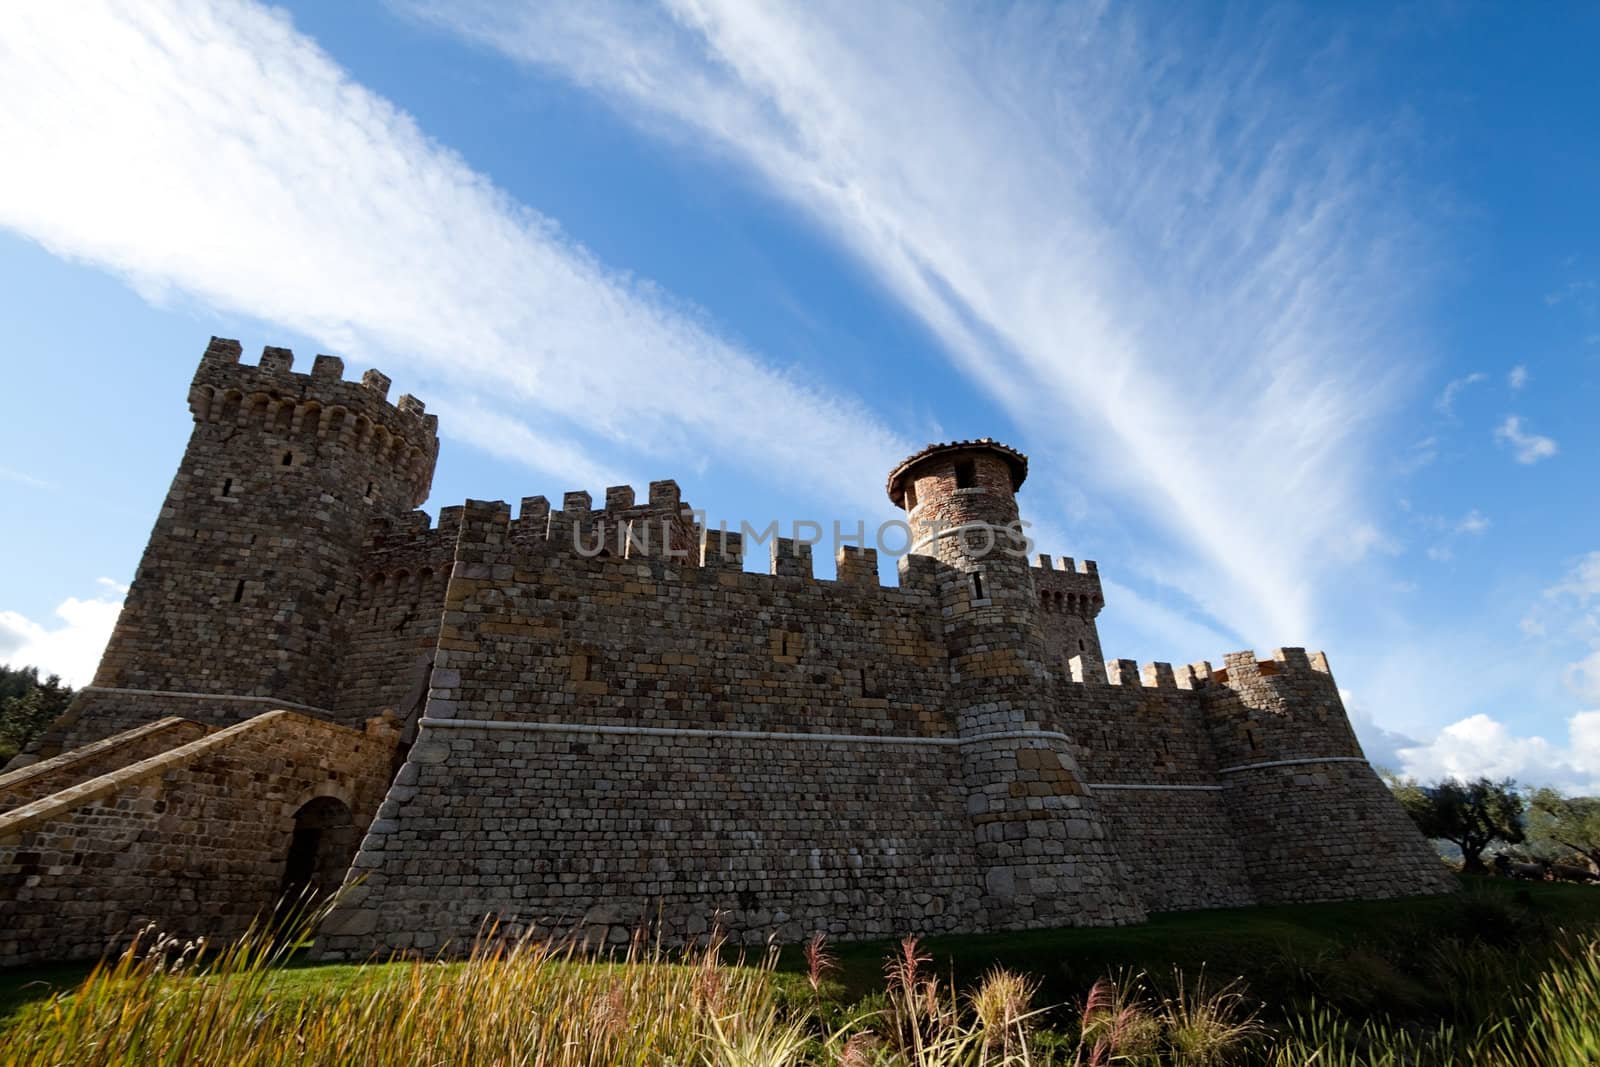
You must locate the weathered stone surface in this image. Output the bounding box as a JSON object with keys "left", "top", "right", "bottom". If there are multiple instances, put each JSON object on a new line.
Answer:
{"left": 0, "top": 717, "right": 209, "bottom": 815}
{"left": 4, "top": 345, "right": 1452, "bottom": 965}
{"left": 0, "top": 711, "right": 394, "bottom": 967}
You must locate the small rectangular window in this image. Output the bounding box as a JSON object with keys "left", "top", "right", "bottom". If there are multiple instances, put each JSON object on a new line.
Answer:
{"left": 971, "top": 571, "right": 985, "bottom": 601}
{"left": 954, "top": 459, "right": 976, "bottom": 489}
{"left": 232, "top": 580, "right": 246, "bottom": 603}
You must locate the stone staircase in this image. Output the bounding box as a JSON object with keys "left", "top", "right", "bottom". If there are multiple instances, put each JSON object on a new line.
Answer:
{"left": 0, "top": 716, "right": 211, "bottom": 816}
{"left": 0, "top": 709, "right": 399, "bottom": 968}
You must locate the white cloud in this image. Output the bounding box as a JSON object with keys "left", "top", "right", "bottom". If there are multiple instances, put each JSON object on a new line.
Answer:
{"left": 416, "top": 0, "right": 1438, "bottom": 644}
{"left": 424, "top": 396, "right": 632, "bottom": 492}
{"left": 1455, "top": 509, "right": 1490, "bottom": 535}
{"left": 1425, "top": 545, "right": 1452, "bottom": 562}
{"left": 1508, "top": 364, "right": 1529, "bottom": 390}
{"left": 1436, "top": 372, "right": 1486, "bottom": 416}
{"left": 1549, "top": 551, "right": 1600, "bottom": 600}
{"left": 1567, "top": 649, "right": 1600, "bottom": 705}
{"left": 1396, "top": 711, "right": 1600, "bottom": 794}
{"left": 1494, "top": 416, "right": 1559, "bottom": 464}
{"left": 0, "top": 579, "right": 127, "bottom": 687}
{"left": 0, "top": 0, "right": 909, "bottom": 518}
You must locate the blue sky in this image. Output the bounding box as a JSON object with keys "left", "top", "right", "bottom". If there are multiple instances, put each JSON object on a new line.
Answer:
{"left": 1, "top": 1, "right": 1597, "bottom": 788}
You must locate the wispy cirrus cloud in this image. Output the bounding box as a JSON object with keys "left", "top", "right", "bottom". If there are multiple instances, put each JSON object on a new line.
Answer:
{"left": 1435, "top": 372, "right": 1486, "bottom": 417}
{"left": 0, "top": 0, "right": 909, "bottom": 516}
{"left": 411, "top": 0, "right": 1435, "bottom": 643}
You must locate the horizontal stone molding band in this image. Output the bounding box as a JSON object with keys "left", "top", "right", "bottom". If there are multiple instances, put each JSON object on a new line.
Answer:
{"left": 81, "top": 686, "right": 337, "bottom": 718}
{"left": 1088, "top": 783, "right": 1225, "bottom": 792}
{"left": 418, "top": 716, "right": 1076, "bottom": 750}
{"left": 908, "top": 522, "right": 1020, "bottom": 555}
{"left": 1216, "top": 756, "right": 1370, "bottom": 775}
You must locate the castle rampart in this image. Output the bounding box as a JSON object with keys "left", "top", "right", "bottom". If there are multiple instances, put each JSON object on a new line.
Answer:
{"left": 11, "top": 341, "right": 1454, "bottom": 963}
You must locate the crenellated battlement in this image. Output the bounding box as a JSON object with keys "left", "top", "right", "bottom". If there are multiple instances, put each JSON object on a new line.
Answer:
{"left": 360, "top": 507, "right": 462, "bottom": 591}
{"left": 429, "top": 494, "right": 950, "bottom": 603}
{"left": 1031, "top": 554, "right": 1103, "bottom": 620}
{"left": 1206, "top": 647, "right": 1332, "bottom": 686}
{"left": 1192, "top": 648, "right": 1359, "bottom": 768}
{"left": 771, "top": 537, "right": 812, "bottom": 578}
{"left": 1068, "top": 647, "right": 1333, "bottom": 691}
{"left": 187, "top": 338, "right": 439, "bottom": 507}
{"left": 835, "top": 545, "right": 879, "bottom": 587}
{"left": 527, "top": 479, "right": 702, "bottom": 561}
{"left": 42, "top": 386, "right": 1455, "bottom": 959}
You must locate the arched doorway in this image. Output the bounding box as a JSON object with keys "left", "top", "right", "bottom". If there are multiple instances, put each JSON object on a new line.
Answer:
{"left": 279, "top": 795, "right": 359, "bottom": 909}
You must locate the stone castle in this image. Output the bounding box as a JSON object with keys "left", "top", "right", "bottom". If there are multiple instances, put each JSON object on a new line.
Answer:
{"left": 0, "top": 339, "right": 1451, "bottom": 966}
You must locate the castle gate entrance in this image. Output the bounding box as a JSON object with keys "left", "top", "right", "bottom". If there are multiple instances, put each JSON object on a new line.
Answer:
{"left": 279, "top": 796, "right": 359, "bottom": 909}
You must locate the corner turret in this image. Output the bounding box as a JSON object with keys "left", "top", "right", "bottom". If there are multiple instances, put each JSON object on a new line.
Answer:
{"left": 34, "top": 339, "right": 440, "bottom": 756}
{"left": 888, "top": 440, "right": 1142, "bottom": 929}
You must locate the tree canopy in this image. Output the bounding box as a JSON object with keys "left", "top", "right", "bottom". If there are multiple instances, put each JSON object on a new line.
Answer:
{"left": 1526, "top": 788, "right": 1600, "bottom": 873}
{"left": 1389, "top": 775, "right": 1525, "bottom": 875}
{"left": 0, "top": 664, "right": 73, "bottom": 763}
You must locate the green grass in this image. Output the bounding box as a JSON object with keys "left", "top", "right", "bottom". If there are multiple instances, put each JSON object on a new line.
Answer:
{"left": 770, "top": 877, "right": 1600, "bottom": 1019}
{"left": 3, "top": 876, "right": 1598, "bottom": 1065}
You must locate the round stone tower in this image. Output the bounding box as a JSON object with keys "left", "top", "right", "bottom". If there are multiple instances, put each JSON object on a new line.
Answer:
{"left": 38, "top": 338, "right": 439, "bottom": 755}
{"left": 888, "top": 440, "right": 1143, "bottom": 929}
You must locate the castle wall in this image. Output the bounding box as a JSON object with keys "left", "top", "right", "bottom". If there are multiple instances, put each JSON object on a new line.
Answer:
{"left": 1053, "top": 669, "right": 1255, "bottom": 912}
{"left": 1201, "top": 650, "right": 1456, "bottom": 903}
{"left": 320, "top": 500, "right": 991, "bottom": 953}
{"left": 0, "top": 711, "right": 396, "bottom": 967}
{"left": 1090, "top": 789, "right": 1255, "bottom": 912}
{"left": 333, "top": 509, "right": 458, "bottom": 731}
{"left": 430, "top": 504, "right": 954, "bottom": 738}
{"left": 1216, "top": 760, "right": 1456, "bottom": 904}
{"left": 319, "top": 725, "right": 981, "bottom": 956}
